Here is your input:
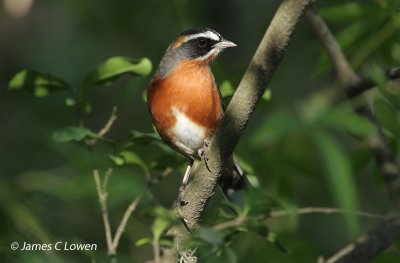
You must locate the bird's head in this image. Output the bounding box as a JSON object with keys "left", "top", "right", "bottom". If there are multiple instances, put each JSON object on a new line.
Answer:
{"left": 156, "top": 27, "right": 236, "bottom": 77}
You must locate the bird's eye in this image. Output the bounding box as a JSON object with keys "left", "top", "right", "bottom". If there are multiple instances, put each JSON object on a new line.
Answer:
{"left": 198, "top": 38, "right": 208, "bottom": 48}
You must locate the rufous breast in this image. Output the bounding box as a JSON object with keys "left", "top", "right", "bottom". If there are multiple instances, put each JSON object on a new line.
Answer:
{"left": 147, "top": 60, "right": 223, "bottom": 158}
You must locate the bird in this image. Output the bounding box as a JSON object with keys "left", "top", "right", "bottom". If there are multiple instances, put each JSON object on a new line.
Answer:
{"left": 147, "top": 27, "right": 249, "bottom": 208}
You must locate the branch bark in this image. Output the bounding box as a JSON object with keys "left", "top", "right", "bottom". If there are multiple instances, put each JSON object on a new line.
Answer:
{"left": 163, "top": 0, "right": 311, "bottom": 261}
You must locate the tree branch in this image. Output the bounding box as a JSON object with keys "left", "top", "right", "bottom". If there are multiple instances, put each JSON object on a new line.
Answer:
{"left": 94, "top": 168, "right": 141, "bottom": 259}
{"left": 163, "top": 0, "right": 311, "bottom": 261}
{"left": 306, "top": 4, "right": 400, "bottom": 205}
{"left": 306, "top": 6, "right": 360, "bottom": 86}
{"left": 111, "top": 195, "right": 141, "bottom": 252}
{"left": 306, "top": 4, "right": 400, "bottom": 262}
{"left": 98, "top": 106, "right": 118, "bottom": 137}
{"left": 347, "top": 67, "right": 400, "bottom": 99}
{"left": 93, "top": 169, "right": 114, "bottom": 255}
{"left": 185, "top": 0, "right": 311, "bottom": 231}
{"left": 270, "top": 207, "right": 384, "bottom": 219}
{"left": 324, "top": 212, "right": 400, "bottom": 263}
{"left": 86, "top": 106, "right": 118, "bottom": 146}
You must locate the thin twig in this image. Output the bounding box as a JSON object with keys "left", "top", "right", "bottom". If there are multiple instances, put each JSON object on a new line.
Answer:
{"left": 325, "top": 212, "right": 400, "bottom": 263}
{"left": 98, "top": 106, "right": 118, "bottom": 137}
{"left": 152, "top": 239, "right": 161, "bottom": 263}
{"left": 111, "top": 195, "right": 142, "bottom": 251}
{"left": 93, "top": 169, "right": 115, "bottom": 255}
{"left": 86, "top": 106, "right": 118, "bottom": 146}
{"left": 102, "top": 167, "right": 114, "bottom": 193}
{"left": 269, "top": 207, "right": 384, "bottom": 219}
{"left": 94, "top": 168, "right": 142, "bottom": 258}
{"left": 212, "top": 216, "right": 247, "bottom": 231}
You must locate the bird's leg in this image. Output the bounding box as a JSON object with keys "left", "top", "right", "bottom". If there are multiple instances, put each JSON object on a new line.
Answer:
{"left": 198, "top": 139, "right": 211, "bottom": 172}
{"left": 177, "top": 159, "right": 194, "bottom": 207}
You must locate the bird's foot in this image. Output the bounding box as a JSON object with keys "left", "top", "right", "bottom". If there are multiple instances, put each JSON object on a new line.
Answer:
{"left": 198, "top": 139, "right": 211, "bottom": 172}
{"left": 177, "top": 185, "right": 188, "bottom": 207}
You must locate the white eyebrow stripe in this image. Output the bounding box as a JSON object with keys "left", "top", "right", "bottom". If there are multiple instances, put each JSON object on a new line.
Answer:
{"left": 184, "top": 31, "right": 220, "bottom": 42}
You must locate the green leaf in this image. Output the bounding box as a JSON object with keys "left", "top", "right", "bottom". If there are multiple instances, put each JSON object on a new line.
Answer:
{"left": 313, "top": 22, "right": 366, "bottom": 76}
{"left": 142, "top": 89, "right": 148, "bottom": 103}
{"left": 319, "top": 3, "right": 380, "bottom": 23}
{"left": 246, "top": 175, "right": 260, "bottom": 188}
{"left": 0, "top": 184, "right": 50, "bottom": 243}
{"left": 150, "top": 206, "right": 175, "bottom": 241}
{"left": 392, "top": 43, "right": 400, "bottom": 62}
{"left": 312, "top": 129, "right": 359, "bottom": 236}
{"left": 119, "top": 151, "right": 149, "bottom": 172}
{"left": 197, "top": 227, "right": 223, "bottom": 246}
{"left": 222, "top": 247, "right": 237, "bottom": 263}
{"left": 262, "top": 89, "right": 272, "bottom": 101}
{"left": 65, "top": 97, "right": 76, "bottom": 106}
{"left": 135, "top": 237, "right": 152, "bottom": 247}
{"left": 109, "top": 154, "right": 125, "bottom": 166}
{"left": 376, "top": 81, "right": 400, "bottom": 110}
{"left": 320, "top": 3, "right": 362, "bottom": 21}
{"left": 336, "top": 22, "right": 368, "bottom": 50}
{"left": 159, "top": 238, "right": 173, "bottom": 248}
{"left": 215, "top": 208, "right": 236, "bottom": 221}
{"left": 234, "top": 156, "right": 254, "bottom": 174}
{"left": 130, "top": 130, "right": 162, "bottom": 144}
{"left": 219, "top": 80, "right": 235, "bottom": 97}
{"left": 152, "top": 217, "right": 171, "bottom": 241}
{"left": 82, "top": 102, "right": 92, "bottom": 113}
{"left": 373, "top": 98, "right": 398, "bottom": 135}
{"left": 52, "top": 126, "right": 98, "bottom": 142}
{"left": 80, "top": 56, "right": 152, "bottom": 92}
{"left": 266, "top": 232, "right": 291, "bottom": 254}
{"left": 320, "top": 105, "right": 375, "bottom": 136}
{"left": 366, "top": 63, "right": 387, "bottom": 89}
{"left": 8, "top": 70, "right": 70, "bottom": 97}
{"left": 251, "top": 110, "right": 303, "bottom": 146}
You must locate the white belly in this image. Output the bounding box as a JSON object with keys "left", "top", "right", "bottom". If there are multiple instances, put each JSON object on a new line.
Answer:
{"left": 170, "top": 107, "right": 206, "bottom": 158}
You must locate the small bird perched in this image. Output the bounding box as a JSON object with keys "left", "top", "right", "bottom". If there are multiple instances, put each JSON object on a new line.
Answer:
{"left": 147, "top": 27, "right": 249, "bottom": 207}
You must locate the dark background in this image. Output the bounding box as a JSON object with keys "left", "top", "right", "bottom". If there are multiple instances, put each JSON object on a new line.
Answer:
{"left": 1, "top": 0, "right": 399, "bottom": 262}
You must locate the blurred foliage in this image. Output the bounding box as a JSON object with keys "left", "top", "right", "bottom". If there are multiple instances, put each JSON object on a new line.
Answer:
{"left": 1, "top": 0, "right": 400, "bottom": 262}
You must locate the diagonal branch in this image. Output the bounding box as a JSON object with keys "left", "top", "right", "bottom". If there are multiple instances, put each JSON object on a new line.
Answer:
{"left": 270, "top": 207, "right": 385, "bottom": 219}
{"left": 163, "top": 0, "right": 312, "bottom": 261}
{"left": 305, "top": 6, "right": 360, "bottom": 86}
{"left": 347, "top": 67, "right": 400, "bottom": 99}
{"left": 93, "top": 169, "right": 114, "bottom": 255}
{"left": 86, "top": 106, "right": 118, "bottom": 146}
{"left": 306, "top": 4, "right": 400, "bottom": 206}
{"left": 182, "top": 0, "right": 311, "bottom": 231}
{"left": 325, "top": 212, "right": 400, "bottom": 263}
{"left": 111, "top": 195, "right": 142, "bottom": 252}
{"left": 306, "top": 4, "right": 400, "bottom": 263}
{"left": 94, "top": 168, "right": 141, "bottom": 259}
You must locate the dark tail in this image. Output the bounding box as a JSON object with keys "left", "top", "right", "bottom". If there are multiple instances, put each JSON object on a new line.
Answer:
{"left": 218, "top": 157, "right": 251, "bottom": 210}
